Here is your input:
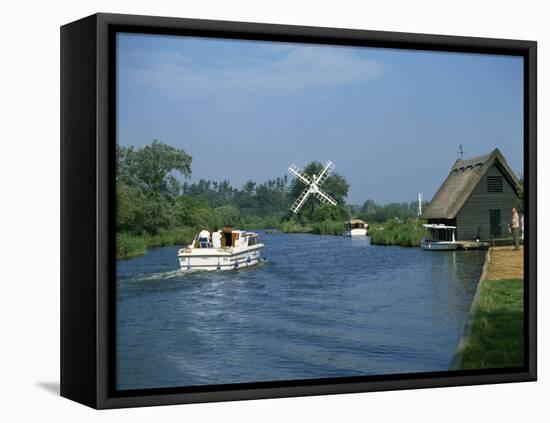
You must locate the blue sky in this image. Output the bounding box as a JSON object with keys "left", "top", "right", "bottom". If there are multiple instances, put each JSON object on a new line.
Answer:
{"left": 117, "top": 33, "right": 524, "bottom": 204}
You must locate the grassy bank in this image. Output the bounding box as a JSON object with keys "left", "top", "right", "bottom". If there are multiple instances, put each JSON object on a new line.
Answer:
{"left": 460, "top": 278, "right": 524, "bottom": 369}
{"left": 278, "top": 220, "right": 343, "bottom": 235}
{"left": 117, "top": 227, "right": 197, "bottom": 259}
{"left": 369, "top": 219, "right": 426, "bottom": 247}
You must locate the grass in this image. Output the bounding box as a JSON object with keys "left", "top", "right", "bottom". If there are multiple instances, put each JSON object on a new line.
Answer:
{"left": 460, "top": 278, "right": 524, "bottom": 369}
{"left": 116, "top": 233, "right": 148, "bottom": 260}
{"left": 311, "top": 220, "right": 344, "bottom": 235}
{"left": 369, "top": 219, "right": 427, "bottom": 247}
{"left": 116, "top": 227, "right": 197, "bottom": 259}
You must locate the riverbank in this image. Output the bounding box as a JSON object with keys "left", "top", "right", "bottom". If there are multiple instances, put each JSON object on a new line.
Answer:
{"left": 450, "top": 246, "right": 524, "bottom": 370}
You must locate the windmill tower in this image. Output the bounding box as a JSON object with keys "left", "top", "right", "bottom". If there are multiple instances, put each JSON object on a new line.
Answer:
{"left": 287, "top": 161, "right": 337, "bottom": 214}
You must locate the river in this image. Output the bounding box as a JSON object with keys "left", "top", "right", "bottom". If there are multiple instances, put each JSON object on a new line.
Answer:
{"left": 116, "top": 232, "right": 485, "bottom": 390}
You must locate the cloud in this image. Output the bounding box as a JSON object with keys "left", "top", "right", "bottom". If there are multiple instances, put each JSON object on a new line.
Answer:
{"left": 120, "top": 44, "right": 383, "bottom": 99}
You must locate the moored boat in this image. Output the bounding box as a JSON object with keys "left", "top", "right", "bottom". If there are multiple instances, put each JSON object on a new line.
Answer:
{"left": 343, "top": 219, "right": 369, "bottom": 236}
{"left": 421, "top": 224, "right": 458, "bottom": 251}
{"left": 177, "top": 227, "right": 264, "bottom": 271}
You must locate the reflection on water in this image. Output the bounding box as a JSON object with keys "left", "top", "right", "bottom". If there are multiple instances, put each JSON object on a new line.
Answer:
{"left": 116, "top": 232, "right": 485, "bottom": 390}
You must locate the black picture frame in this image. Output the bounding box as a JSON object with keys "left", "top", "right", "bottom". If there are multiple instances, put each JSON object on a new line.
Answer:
{"left": 61, "top": 12, "right": 537, "bottom": 409}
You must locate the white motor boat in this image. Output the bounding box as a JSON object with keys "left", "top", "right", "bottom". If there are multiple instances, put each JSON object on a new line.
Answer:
{"left": 421, "top": 224, "right": 459, "bottom": 251}
{"left": 178, "top": 227, "right": 264, "bottom": 271}
{"left": 343, "top": 219, "right": 369, "bottom": 236}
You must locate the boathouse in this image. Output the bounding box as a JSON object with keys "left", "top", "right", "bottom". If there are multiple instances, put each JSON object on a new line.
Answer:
{"left": 422, "top": 148, "right": 522, "bottom": 241}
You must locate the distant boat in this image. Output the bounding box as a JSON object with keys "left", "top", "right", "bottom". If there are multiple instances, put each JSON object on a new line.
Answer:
{"left": 178, "top": 227, "right": 264, "bottom": 271}
{"left": 421, "top": 224, "right": 459, "bottom": 251}
{"left": 343, "top": 219, "right": 369, "bottom": 237}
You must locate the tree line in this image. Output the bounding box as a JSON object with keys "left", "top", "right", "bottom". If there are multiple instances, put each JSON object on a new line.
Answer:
{"left": 116, "top": 140, "right": 424, "bottom": 257}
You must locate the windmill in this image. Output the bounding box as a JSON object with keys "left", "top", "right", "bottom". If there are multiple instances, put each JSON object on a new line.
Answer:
{"left": 287, "top": 161, "right": 337, "bottom": 214}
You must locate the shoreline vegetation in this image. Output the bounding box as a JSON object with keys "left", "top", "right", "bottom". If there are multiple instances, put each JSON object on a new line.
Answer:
{"left": 458, "top": 247, "right": 525, "bottom": 369}
{"left": 116, "top": 141, "right": 426, "bottom": 259}
{"left": 369, "top": 219, "right": 427, "bottom": 247}
{"left": 117, "top": 219, "right": 428, "bottom": 259}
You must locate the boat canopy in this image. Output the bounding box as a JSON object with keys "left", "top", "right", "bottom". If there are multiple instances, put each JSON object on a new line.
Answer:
{"left": 423, "top": 223, "right": 456, "bottom": 230}
{"left": 423, "top": 223, "right": 456, "bottom": 242}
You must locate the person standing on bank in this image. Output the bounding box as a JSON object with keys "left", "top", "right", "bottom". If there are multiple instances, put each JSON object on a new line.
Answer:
{"left": 510, "top": 207, "right": 521, "bottom": 251}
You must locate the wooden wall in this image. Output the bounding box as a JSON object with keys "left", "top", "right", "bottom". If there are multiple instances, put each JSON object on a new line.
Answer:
{"left": 456, "top": 164, "right": 519, "bottom": 240}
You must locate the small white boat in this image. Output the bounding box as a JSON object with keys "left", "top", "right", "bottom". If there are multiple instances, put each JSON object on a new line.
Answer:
{"left": 343, "top": 219, "right": 369, "bottom": 236}
{"left": 421, "top": 224, "right": 459, "bottom": 251}
{"left": 178, "top": 227, "right": 264, "bottom": 271}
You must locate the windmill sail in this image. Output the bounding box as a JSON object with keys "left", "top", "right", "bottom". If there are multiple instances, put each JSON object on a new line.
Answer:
{"left": 290, "top": 188, "right": 312, "bottom": 214}
{"left": 288, "top": 164, "right": 312, "bottom": 185}
{"left": 313, "top": 189, "right": 337, "bottom": 206}
{"left": 315, "top": 161, "right": 335, "bottom": 186}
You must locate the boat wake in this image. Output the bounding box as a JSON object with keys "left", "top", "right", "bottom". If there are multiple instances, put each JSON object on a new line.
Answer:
{"left": 119, "top": 258, "right": 271, "bottom": 284}
{"left": 119, "top": 269, "right": 184, "bottom": 283}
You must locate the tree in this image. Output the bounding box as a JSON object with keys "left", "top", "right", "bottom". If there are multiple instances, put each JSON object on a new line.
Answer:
{"left": 358, "top": 198, "right": 418, "bottom": 222}
{"left": 173, "top": 196, "right": 221, "bottom": 229}
{"left": 214, "top": 205, "right": 241, "bottom": 227}
{"left": 117, "top": 140, "right": 192, "bottom": 197}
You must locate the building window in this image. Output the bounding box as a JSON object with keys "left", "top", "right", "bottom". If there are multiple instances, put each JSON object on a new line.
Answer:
{"left": 487, "top": 176, "right": 503, "bottom": 193}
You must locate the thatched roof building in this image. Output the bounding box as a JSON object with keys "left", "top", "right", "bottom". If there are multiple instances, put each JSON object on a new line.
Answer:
{"left": 423, "top": 148, "right": 522, "bottom": 240}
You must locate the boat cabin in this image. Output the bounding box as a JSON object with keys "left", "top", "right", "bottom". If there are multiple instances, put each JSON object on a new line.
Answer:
{"left": 344, "top": 219, "right": 368, "bottom": 231}
{"left": 192, "top": 228, "right": 260, "bottom": 249}
{"left": 423, "top": 224, "right": 456, "bottom": 242}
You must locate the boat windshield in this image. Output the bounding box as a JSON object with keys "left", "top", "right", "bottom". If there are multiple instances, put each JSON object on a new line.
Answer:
{"left": 345, "top": 221, "right": 366, "bottom": 230}
{"left": 247, "top": 235, "right": 260, "bottom": 246}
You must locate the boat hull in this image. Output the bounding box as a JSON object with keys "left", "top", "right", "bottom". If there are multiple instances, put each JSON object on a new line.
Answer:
{"left": 421, "top": 240, "right": 459, "bottom": 251}
{"left": 343, "top": 228, "right": 368, "bottom": 237}
{"left": 178, "top": 244, "right": 264, "bottom": 271}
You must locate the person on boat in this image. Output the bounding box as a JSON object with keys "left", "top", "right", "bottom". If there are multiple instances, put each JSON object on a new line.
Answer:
{"left": 198, "top": 228, "right": 211, "bottom": 248}
{"left": 212, "top": 229, "right": 222, "bottom": 249}
{"left": 510, "top": 207, "right": 520, "bottom": 251}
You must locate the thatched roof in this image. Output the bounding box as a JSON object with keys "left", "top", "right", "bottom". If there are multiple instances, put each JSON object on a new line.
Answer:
{"left": 422, "top": 148, "right": 521, "bottom": 220}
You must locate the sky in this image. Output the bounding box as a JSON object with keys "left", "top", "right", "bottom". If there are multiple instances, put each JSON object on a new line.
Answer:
{"left": 117, "top": 33, "right": 524, "bottom": 204}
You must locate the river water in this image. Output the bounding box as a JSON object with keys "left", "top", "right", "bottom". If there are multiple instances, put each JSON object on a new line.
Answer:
{"left": 116, "top": 232, "right": 485, "bottom": 390}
